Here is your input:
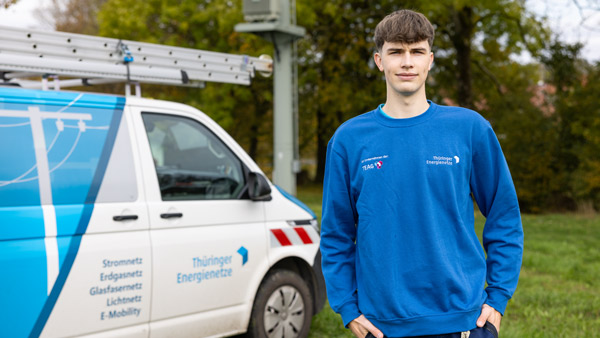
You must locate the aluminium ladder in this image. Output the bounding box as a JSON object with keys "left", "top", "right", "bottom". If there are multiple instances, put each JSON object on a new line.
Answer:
{"left": 0, "top": 25, "right": 273, "bottom": 93}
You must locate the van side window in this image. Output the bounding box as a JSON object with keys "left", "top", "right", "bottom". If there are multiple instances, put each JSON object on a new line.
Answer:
{"left": 142, "top": 113, "right": 245, "bottom": 200}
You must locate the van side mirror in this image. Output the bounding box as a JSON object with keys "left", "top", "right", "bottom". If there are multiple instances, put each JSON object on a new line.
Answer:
{"left": 248, "top": 172, "right": 272, "bottom": 201}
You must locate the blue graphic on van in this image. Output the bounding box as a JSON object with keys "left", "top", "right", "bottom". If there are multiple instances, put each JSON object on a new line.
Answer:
{"left": 0, "top": 87, "right": 125, "bottom": 337}
{"left": 237, "top": 246, "right": 248, "bottom": 266}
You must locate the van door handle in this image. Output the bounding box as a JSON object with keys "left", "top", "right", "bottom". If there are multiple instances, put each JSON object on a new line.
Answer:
{"left": 113, "top": 215, "right": 139, "bottom": 221}
{"left": 160, "top": 212, "right": 183, "bottom": 219}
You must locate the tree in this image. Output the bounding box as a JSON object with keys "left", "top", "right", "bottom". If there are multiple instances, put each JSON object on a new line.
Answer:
{"left": 541, "top": 40, "right": 600, "bottom": 211}
{"left": 570, "top": 62, "right": 600, "bottom": 211}
{"left": 474, "top": 60, "right": 558, "bottom": 213}
{"left": 420, "top": 0, "right": 548, "bottom": 108}
{"left": 297, "top": 0, "right": 397, "bottom": 182}
{"left": 97, "top": 0, "right": 274, "bottom": 169}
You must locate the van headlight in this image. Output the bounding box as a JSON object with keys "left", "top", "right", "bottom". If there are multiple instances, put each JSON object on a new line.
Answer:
{"left": 287, "top": 219, "right": 320, "bottom": 234}
{"left": 309, "top": 218, "right": 319, "bottom": 234}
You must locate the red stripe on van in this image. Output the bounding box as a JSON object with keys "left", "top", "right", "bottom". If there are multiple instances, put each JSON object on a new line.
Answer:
{"left": 272, "top": 229, "right": 292, "bottom": 246}
{"left": 294, "top": 227, "right": 313, "bottom": 244}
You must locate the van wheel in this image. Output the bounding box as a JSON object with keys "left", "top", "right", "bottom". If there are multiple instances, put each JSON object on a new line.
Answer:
{"left": 247, "top": 270, "right": 313, "bottom": 338}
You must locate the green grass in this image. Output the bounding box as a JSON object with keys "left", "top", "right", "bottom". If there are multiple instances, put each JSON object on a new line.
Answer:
{"left": 297, "top": 186, "right": 600, "bottom": 338}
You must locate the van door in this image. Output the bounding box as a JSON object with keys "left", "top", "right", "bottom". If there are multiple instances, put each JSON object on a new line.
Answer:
{"left": 40, "top": 105, "right": 152, "bottom": 338}
{"left": 131, "top": 107, "right": 269, "bottom": 338}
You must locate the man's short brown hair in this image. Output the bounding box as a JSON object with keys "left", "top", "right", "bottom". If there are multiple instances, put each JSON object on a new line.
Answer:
{"left": 374, "top": 9, "right": 435, "bottom": 51}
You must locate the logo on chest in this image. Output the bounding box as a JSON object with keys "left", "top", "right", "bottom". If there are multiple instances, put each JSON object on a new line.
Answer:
{"left": 360, "top": 155, "right": 388, "bottom": 171}
{"left": 426, "top": 155, "right": 460, "bottom": 166}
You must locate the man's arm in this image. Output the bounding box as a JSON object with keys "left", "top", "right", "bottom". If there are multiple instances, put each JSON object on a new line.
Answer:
{"left": 321, "top": 140, "right": 384, "bottom": 338}
{"left": 470, "top": 122, "right": 524, "bottom": 317}
{"left": 320, "top": 141, "right": 362, "bottom": 327}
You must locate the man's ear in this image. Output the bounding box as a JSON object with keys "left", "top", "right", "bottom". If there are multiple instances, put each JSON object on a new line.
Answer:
{"left": 429, "top": 52, "right": 434, "bottom": 70}
{"left": 374, "top": 52, "right": 383, "bottom": 72}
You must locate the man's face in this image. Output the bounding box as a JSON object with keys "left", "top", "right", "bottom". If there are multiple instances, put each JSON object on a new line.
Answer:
{"left": 374, "top": 40, "right": 434, "bottom": 98}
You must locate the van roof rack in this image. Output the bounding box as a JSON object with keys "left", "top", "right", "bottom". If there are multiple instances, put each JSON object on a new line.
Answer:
{"left": 0, "top": 25, "right": 272, "bottom": 95}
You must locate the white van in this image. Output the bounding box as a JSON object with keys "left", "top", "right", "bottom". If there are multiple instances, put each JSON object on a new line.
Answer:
{"left": 0, "top": 86, "right": 325, "bottom": 338}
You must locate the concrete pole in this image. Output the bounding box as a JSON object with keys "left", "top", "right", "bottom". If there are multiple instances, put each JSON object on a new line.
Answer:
{"left": 235, "top": 0, "right": 304, "bottom": 195}
{"left": 272, "top": 0, "right": 296, "bottom": 195}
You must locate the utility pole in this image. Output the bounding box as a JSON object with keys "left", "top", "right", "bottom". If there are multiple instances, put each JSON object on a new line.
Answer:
{"left": 236, "top": 0, "right": 305, "bottom": 195}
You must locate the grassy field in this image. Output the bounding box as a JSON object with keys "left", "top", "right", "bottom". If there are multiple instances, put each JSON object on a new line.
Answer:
{"left": 297, "top": 186, "right": 600, "bottom": 338}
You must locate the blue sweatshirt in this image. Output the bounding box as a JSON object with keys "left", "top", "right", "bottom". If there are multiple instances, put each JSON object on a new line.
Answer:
{"left": 320, "top": 102, "right": 523, "bottom": 337}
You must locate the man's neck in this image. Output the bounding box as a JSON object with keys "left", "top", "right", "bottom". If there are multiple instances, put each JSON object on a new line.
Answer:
{"left": 382, "top": 91, "right": 430, "bottom": 119}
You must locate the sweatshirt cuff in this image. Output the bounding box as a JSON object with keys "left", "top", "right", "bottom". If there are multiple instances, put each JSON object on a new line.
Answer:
{"left": 485, "top": 289, "right": 509, "bottom": 315}
{"left": 338, "top": 302, "right": 362, "bottom": 327}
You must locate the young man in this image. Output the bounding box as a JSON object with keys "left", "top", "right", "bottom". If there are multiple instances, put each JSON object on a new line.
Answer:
{"left": 320, "top": 9, "right": 523, "bottom": 338}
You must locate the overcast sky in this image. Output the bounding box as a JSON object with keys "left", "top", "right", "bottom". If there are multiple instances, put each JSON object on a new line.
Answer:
{"left": 0, "top": 0, "right": 598, "bottom": 62}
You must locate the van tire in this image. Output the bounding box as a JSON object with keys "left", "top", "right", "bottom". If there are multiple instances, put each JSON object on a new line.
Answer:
{"left": 246, "top": 270, "right": 313, "bottom": 338}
